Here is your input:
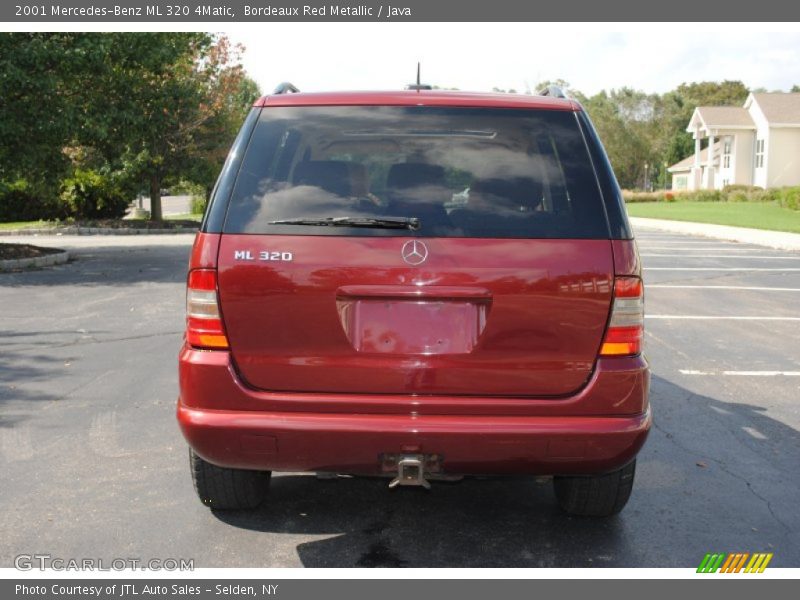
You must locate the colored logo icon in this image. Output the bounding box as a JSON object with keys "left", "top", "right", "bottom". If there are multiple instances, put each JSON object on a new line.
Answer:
{"left": 697, "top": 552, "right": 773, "bottom": 573}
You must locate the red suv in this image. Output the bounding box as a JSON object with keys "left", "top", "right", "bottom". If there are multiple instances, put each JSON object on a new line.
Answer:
{"left": 178, "top": 86, "right": 650, "bottom": 517}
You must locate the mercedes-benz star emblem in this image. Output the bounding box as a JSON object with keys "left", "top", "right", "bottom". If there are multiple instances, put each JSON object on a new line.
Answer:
{"left": 401, "top": 240, "right": 428, "bottom": 265}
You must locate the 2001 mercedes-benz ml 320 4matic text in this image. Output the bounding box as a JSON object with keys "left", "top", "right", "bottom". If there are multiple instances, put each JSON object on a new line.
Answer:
{"left": 177, "top": 86, "right": 650, "bottom": 517}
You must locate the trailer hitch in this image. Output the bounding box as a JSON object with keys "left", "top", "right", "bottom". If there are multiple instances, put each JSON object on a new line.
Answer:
{"left": 388, "top": 455, "right": 430, "bottom": 489}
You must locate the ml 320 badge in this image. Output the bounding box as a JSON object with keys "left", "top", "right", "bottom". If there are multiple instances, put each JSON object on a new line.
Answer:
{"left": 233, "top": 250, "right": 293, "bottom": 261}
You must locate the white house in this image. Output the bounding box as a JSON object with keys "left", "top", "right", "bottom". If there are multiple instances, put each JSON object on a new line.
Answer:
{"left": 668, "top": 93, "right": 800, "bottom": 191}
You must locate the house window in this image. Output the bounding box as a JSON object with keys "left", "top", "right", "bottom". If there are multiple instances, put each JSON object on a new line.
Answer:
{"left": 722, "top": 178, "right": 730, "bottom": 187}
{"left": 723, "top": 138, "right": 731, "bottom": 169}
{"left": 755, "top": 139, "right": 765, "bottom": 168}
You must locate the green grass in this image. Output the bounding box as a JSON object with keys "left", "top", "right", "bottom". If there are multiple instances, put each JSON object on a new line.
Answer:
{"left": 626, "top": 201, "right": 800, "bottom": 234}
{"left": 0, "top": 214, "right": 201, "bottom": 230}
{"left": 164, "top": 213, "right": 202, "bottom": 221}
{"left": 0, "top": 220, "right": 60, "bottom": 230}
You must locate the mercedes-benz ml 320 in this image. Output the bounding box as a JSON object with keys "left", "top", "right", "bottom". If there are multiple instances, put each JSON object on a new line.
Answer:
{"left": 177, "top": 87, "right": 650, "bottom": 516}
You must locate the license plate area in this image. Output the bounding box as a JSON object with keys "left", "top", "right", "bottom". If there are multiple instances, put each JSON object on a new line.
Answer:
{"left": 337, "top": 299, "right": 486, "bottom": 355}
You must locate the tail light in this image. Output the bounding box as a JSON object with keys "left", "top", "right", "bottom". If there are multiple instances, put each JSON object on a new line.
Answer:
{"left": 600, "top": 277, "right": 643, "bottom": 357}
{"left": 186, "top": 269, "right": 229, "bottom": 350}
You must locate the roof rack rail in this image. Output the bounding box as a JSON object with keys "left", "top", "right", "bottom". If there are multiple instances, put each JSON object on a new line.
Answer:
{"left": 538, "top": 85, "right": 567, "bottom": 99}
{"left": 273, "top": 82, "right": 300, "bottom": 95}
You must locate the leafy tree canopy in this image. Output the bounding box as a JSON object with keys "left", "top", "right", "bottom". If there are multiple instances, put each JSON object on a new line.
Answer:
{"left": 0, "top": 32, "right": 260, "bottom": 220}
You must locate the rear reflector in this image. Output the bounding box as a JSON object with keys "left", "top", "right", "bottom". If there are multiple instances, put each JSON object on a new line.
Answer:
{"left": 186, "top": 269, "right": 229, "bottom": 349}
{"left": 600, "top": 277, "right": 643, "bottom": 356}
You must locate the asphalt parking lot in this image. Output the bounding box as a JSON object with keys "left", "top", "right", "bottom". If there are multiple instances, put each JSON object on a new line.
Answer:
{"left": 1, "top": 229, "right": 798, "bottom": 568}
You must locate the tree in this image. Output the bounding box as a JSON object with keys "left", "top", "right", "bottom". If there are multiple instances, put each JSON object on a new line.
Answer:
{"left": 178, "top": 74, "right": 261, "bottom": 199}
{"left": 578, "top": 91, "right": 652, "bottom": 189}
{"left": 675, "top": 80, "right": 749, "bottom": 108}
{"left": 0, "top": 34, "right": 99, "bottom": 184}
{"left": 85, "top": 33, "right": 254, "bottom": 220}
{"left": 577, "top": 81, "right": 752, "bottom": 189}
{"left": 1, "top": 33, "right": 260, "bottom": 220}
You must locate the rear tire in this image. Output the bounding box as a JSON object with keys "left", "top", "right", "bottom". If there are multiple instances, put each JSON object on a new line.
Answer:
{"left": 553, "top": 461, "right": 636, "bottom": 517}
{"left": 189, "top": 450, "right": 270, "bottom": 510}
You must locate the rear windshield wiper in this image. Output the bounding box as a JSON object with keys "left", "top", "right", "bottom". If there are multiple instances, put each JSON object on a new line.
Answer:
{"left": 268, "top": 216, "right": 421, "bottom": 230}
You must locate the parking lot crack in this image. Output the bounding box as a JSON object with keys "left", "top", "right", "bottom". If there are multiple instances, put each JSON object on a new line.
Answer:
{"left": 653, "top": 419, "right": 792, "bottom": 533}
{"left": 11, "top": 331, "right": 183, "bottom": 354}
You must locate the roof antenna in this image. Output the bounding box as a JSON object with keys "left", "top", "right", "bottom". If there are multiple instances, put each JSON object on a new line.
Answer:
{"left": 404, "top": 62, "right": 432, "bottom": 91}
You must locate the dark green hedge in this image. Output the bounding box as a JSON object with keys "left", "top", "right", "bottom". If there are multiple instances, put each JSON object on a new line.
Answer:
{"left": 623, "top": 186, "right": 799, "bottom": 209}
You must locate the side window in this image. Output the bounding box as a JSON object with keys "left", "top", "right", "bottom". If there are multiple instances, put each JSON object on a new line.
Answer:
{"left": 755, "top": 139, "right": 765, "bottom": 169}
{"left": 722, "top": 138, "right": 731, "bottom": 169}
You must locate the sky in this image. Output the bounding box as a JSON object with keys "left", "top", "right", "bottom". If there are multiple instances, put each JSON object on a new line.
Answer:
{"left": 230, "top": 24, "right": 800, "bottom": 97}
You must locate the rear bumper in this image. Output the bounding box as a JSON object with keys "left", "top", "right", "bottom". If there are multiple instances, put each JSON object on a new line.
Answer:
{"left": 178, "top": 402, "right": 650, "bottom": 475}
{"left": 178, "top": 346, "right": 651, "bottom": 475}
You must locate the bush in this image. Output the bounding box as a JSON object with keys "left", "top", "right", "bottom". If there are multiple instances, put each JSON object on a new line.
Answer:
{"left": 169, "top": 179, "right": 204, "bottom": 196}
{"left": 750, "top": 189, "right": 780, "bottom": 203}
{"left": 691, "top": 189, "right": 723, "bottom": 202}
{"left": 622, "top": 185, "right": 800, "bottom": 209}
{"left": 167, "top": 179, "right": 207, "bottom": 215}
{"left": 60, "top": 169, "right": 130, "bottom": 219}
{"left": 0, "top": 180, "right": 64, "bottom": 222}
{"left": 778, "top": 187, "right": 800, "bottom": 211}
{"left": 622, "top": 191, "right": 666, "bottom": 203}
{"left": 722, "top": 184, "right": 762, "bottom": 194}
{"left": 190, "top": 195, "right": 208, "bottom": 215}
{"left": 623, "top": 184, "right": 800, "bottom": 209}
{"left": 727, "top": 190, "right": 751, "bottom": 203}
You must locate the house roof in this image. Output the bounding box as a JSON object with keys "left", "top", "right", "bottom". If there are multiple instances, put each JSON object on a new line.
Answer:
{"left": 749, "top": 92, "right": 800, "bottom": 125}
{"left": 699, "top": 106, "right": 754, "bottom": 127}
{"left": 668, "top": 141, "right": 720, "bottom": 173}
{"left": 688, "top": 107, "right": 754, "bottom": 132}
{"left": 687, "top": 92, "right": 800, "bottom": 135}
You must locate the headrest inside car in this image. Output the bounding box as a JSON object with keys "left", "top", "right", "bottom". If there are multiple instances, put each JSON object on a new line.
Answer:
{"left": 386, "top": 163, "right": 446, "bottom": 190}
{"left": 292, "top": 161, "right": 352, "bottom": 197}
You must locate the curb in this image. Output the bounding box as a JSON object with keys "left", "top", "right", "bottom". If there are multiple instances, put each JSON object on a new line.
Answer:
{"left": 629, "top": 217, "right": 800, "bottom": 252}
{"left": 2, "top": 226, "right": 198, "bottom": 236}
{"left": 0, "top": 249, "right": 70, "bottom": 271}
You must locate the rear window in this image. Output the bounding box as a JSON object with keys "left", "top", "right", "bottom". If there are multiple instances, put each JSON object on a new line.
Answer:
{"left": 223, "top": 106, "right": 609, "bottom": 238}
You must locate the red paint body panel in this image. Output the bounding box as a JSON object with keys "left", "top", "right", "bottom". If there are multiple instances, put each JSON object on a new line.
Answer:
{"left": 177, "top": 347, "right": 650, "bottom": 475}
{"left": 254, "top": 90, "right": 580, "bottom": 111}
{"left": 612, "top": 239, "right": 642, "bottom": 277}
{"left": 189, "top": 232, "right": 220, "bottom": 269}
{"left": 337, "top": 284, "right": 493, "bottom": 299}
{"left": 178, "top": 404, "right": 650, "bottom": 475}
{"left": 216, "top": 236, "right": 615, "bottom": 397}
{"left": 178, "top": 346, "right": 649, "bottom": 417}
